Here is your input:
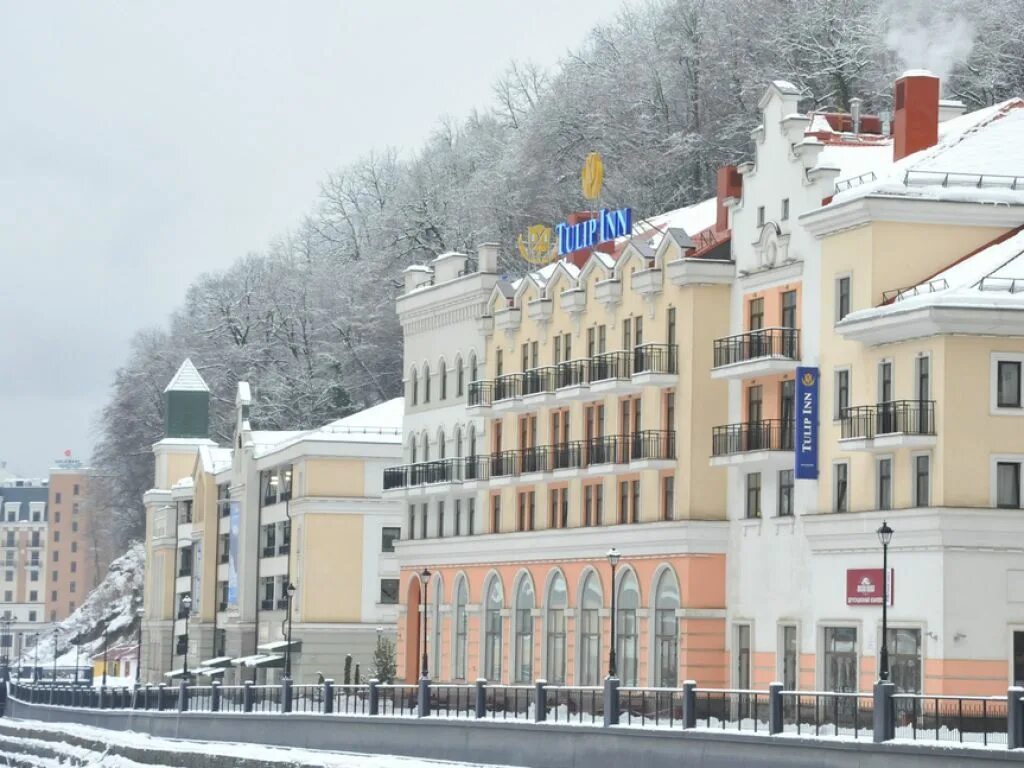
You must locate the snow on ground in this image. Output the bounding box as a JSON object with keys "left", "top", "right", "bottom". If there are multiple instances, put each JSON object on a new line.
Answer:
{"left": 0, "top": 719, "right": 523, "bottom": 767}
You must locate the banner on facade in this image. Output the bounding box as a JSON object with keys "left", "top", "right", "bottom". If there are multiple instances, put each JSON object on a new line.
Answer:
{"left": 846, "top": 568, "right": 894, "bottom": 606}
{"left": 795, "top": 366, "right": 819, "bottom": 479}
{"left": 227, "top": 500, "right": 240, "bottom": 606}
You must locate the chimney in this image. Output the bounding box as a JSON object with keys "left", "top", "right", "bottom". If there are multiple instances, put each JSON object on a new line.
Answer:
{"left": 716, "top": 166, "right": 742, "bottom": 232}
{"left": 850, "top": 97, "right": 862, "bottom": 134}
{"left": 893, "top": 71, "right": 940, "bottom": 161}
{"left": 477, "top": 243, "right": 499, "bottom": 274}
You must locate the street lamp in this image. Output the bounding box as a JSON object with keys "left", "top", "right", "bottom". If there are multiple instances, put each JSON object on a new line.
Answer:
{"left": 51, "top": 624, "right": 58, "bottom": 683}
{"left": 73, "top": 634, "right": 81, "bottom": 684}
{"left": 181, "top": 593, "right": 193, "bottom": 681}
{"left": 606, "top": 547, "right": 621, "bottom": 679}
{"left": 101, "top": 629, "right": 110, "bottom": 687}
{"left": 418, "top": 568, "right": 431, "bottom": 679}
{"left": 32, "top": 632, "right": 39, "bottom": 682}
{"left": 135, "top": 608, "right": 145, "bottom": 684}
{"left": 284, "top": 583, "right": 296, "bottom": 680}
{"left": 877, "top": 521, "right": 894, "bottom": 682}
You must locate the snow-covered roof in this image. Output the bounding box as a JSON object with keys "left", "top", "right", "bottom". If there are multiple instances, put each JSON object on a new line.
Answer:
{"left": 164, "top": 358, "right": 209, "bottom": 393}
{"left": 253, "top": 398, "right": 404, "bottom": 458}
{"left": 199, "top": 445, "right": 233, "bottom": 475}
{"left": 843, "top": 227, "right": 1024, "bottom": 322}
{"left": 632, "top": 198, "right": 717, "bottom": 248}
{"left": 830, "top": 99, "right": 1024, "bottom": 205}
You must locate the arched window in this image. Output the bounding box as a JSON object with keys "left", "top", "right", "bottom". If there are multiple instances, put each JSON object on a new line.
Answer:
{"left": 454, "top": 426, "right": 463, "bottom": 459}
{"left": 409, "top": 434, "right": 417, "bottom": 464}
{"left": 468, "top": 425, "right": 477, "bottom": 457}
{"left": 514, "top": 575, "right": 535, "bottom": 683}
{"left": 470, "top": 351, "right": 478, "bottom": 383}
{"left": 439, "top": 359, "right": 448, "bottom": 400}
{"left": 546, "top": 572, "right": 567, "bottom": 683}
{"left": 421, "top": 432, "right": 430, "bottom": 463}
{"left": 579, "top": 572, "right": 602, "bottom": 685}
{"left": 454, "top": 577, "right": 468, "bottom": 679}
{"left": 432, "top": 576, "right": 443, "bottom": 679}
{"left": 438, "top": 428, "right": 446, "bottom": 460}
{"left": 654, "top": 569, "right": 680, "bottom": 687}
{"left": 423, "top": 363, "right": 432, "bottom": 403}
{"left": 456, "top": 355, "right": 465, "bottom": 397}
{"left": 616, "top": 570, "right": 640, "bottom": 686}
{"left": 484, "top": 577, "right": 504, "bottom": 682}
{"left": 410, "top": 367, "right": 419, "bottom": 406}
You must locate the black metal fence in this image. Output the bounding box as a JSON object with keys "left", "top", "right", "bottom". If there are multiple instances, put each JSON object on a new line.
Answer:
{"left": 713, "top": 328, "right": 800, "bottom": 368}
{"left": 841, "top": 400, "right": 936, "bottom": 440}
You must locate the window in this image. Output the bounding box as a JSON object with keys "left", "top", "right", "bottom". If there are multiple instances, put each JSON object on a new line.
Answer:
{"left": 781, "top": 198, "right": 790, "bottom": 221}
{"left": 734, "top": 624, "right": 753, "bottom": 690}
{"left": 72, "top": 502, "right": 79, "bottom": 514}
{"left": 55, "top": 492, "right": 61, "bottom": 504}
{"left": 618, "top": 481, "right": 628, "bottom": 524}
{"left": 1014, "top": 631, "right": 1024, "bottom": 686}
{"left": 407, "top": 506, "right": 415, "bottom": 541}
{"left": 823, "top": 627, "right": 858, "bottom": 693}
{"left": 55, "top": 512, "right": 60, "bottom": 523}
{"left": 877, "top": 458, "right": 893, "bottom": 511}
{"left": 997, "top": 462, "right": 1022, "bottom": 508}
{"left": 778, "top": 470, "right": 794, "bottom": 517}
{"left": 454, "top": 578, "right": 468, "bottom": 679}
{"left": 836, "top": 276, "right": 851, "bottom": 321}
{"left": 579, "top": 572, "right": 602, "bottom": 686}
{"left": 30, "top": 572, "right": 37, "bottom": 582}
{"left": 71, "top": 561, "right": 77, "bottom": 573}
{"left": 654, "top": 570, "right": 680, "bottom": 687}
{"left": 781, "top": 290, "right": 797, "bottom": 329}
{"left": 470, "top": 351, "right": 478, "bottom": 383}
{"left": 781, "top": 625, "right": 797, "bottom": 690}
{"left": 484, "top": 578, "right": 503, "bottom": 681}
{"left": 70, "top": 581, "right": 76, "bottom": 594}
{"left": 916, "top": 355, "right": 931, "bottom": 401}
{"left": 998, "top": 360, "right": 1022, "bottom": 408}
{"left": 411, "top": 368, "right": 418, "bottom": 406}
{"left": 53, "top": 531, "right": 60, "bottom": 543}
{"left": 834, "top": 369, "right": 850, "bottom": 420}
{"left": 490, "top": 495, "right": 501, "bottom": 533}
{"left": 431, "top": 578, "right": 442, "bottom": 679}
{"left": 914, "top": 455, "right": 931, "bottom": 506}
{"left": 887, "top": 628, "right": 922, "bottom": 693}
{"left": 53, "top": 551, "right": 59, "bottom": 563}
{"left": 454, "top": 499, "right": 462, "bottom": 537}
{"left": 51, "top": 590, "right": 57, "bottom": 601}
{"left": 546, "top": 573, "right": 567, "bottom": 683}
{"left": 379, "top": 578, "right": 399, "bottom": 604}
{"left": 456, "top": 356, "right": 464, "bottom": 396}
{"left": 834, "top": 463, "right": 849, "bottom": 512}
{"left": 495, "top": 349, "right": 503, "bottom": 377}
{"left": 73, "top": 484, "right": 80, "bottom": 495}
{"left": 616, "top": 570, "right": 640, "bottom": 686}
{"left": 71, "top": 541, "right": 77, "bottom": 552}
{"left": 549, "top": 488, "right": 568, "bottom": 529}
{"left": 2, "top": 591, "right": 9, "bottom": 602}
{"left": 52, "top": 571, "right": 58, "bottom": 582}
{"left": 381, "top": 527, "right": 400, "bottom": 553}
{"left": 748, "top": 297, "right": 764, "bottom": 331}
{"left": 420, "top": 503, "right": 428, "bottom": 539}
{"left": 438, "top": 500, "right": 445, "bottom": 537}
{"left": 439, "top": 360, "right": 447, "bottom": 400}
{"left": 29, "top": 590, "right": 36, "bottom": 602}
{"left": 631, "top": 480, "right": 640, "bottom": 523}
{"left": 756, "top": 206, "right": 765, "bottom": 228}
{"left": 514, "top": 578, "right": 535, "bottom": 683}
{"left": 745, "top": 473, "right": 762, "bottom": 519}
{"left": 661, "top": 475, "right": 675, "bottom": 521}
{"left": 468, "top": 498, "right": 476, "bottom": 535}
{"left": 28, "top": 611, "right": 36, "bottom": 622}
{"left": 423, "top": 364, "right": 431, "bottom": 403}
{"left": 878, "top": 360, "right": 893, "bottom": 404}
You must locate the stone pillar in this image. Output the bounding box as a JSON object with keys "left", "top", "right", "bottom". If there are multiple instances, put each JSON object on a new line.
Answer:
{"left": 323, "top": 679, "right": 334, "bottom": 714}
{"left": 873, "top": 681, "right": 894, "bottom": 743}
{"left": 368, "top": 679, "right": 379, "bottom": 716}
{"left": 603, "top": 677, "right": 619, "bottom": 728}
{"left": 474, "top": 678, "right": 487, "bottom": 719}
{"left": 1008, "top": 686, "right": 1023, "bottom": 750}
{"left": 682, "top": 680, "right": 697, "bottom": 729}
{"left": 534, "top": 679, "right": 547, "bottom": 722}
{"left": 768, "top": 682, "right": 783, "bottom": 735}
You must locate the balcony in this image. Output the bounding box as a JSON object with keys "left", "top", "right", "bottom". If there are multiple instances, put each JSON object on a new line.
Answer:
{"left": 522, "top": 367, "right": 557, "bottom": 405}
{"left": 467, "top": 380, "right": 493, "bottom": 413}
{"left": 632, "top": 344, "right": 678, "bottom": 386}
{"left": 840, "top": 400, "right": 936, "bottom": 452}
{"left": 493, "top": 373, "right": 524, "bottom": 410}
{"left": 631, "top": 267, "right": 663, "bottom": 297}
{"left": 494, "top": 307, "right": 522, "bottom": 332}
{"left": 554, "top": 360, "right": 589, "bottom": 399}
{"left": 383, "top": 459, "right": 465, "bottom": 493}
{"left": 589, "top": 351, "right": 640, "bottom": 394}
{"left": 278, "top": 543, "right": 290, "bottom": 556}
{"left": 711, "top": 420, "right": 794, "bottom": 467}
{"left": 527, "top": 297, "right": 553, "bottom": 324}
{"left": 463, "top": 455, "right": 490, "bottom": 484}
{"left": 711, "top": 328, "right": 800, "bottom": 379}
{"left": 559, "top": 288, "right": 587, "bottom": 314}
{"left": 594, "top": 278, "right": 622, "bottom": 306}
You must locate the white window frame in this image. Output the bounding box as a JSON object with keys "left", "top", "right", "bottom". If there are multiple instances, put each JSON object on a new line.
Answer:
{"left": 877, "top": 358, "right": 894, "bottom": 403}
{"left": 832, "top": 460, "right": 850, "bottom": 513}
{"left": 876, "top": 454, "right": 894, "bottom": 511}
{"left": 990, "top": 353, "right": 1024, "bottom": 416}
{"left": 835, "top": 273, "right": 852, "bottom": 323}
{"left": 834, "top": 366, "right": 852, "bottom": 421}
{"left": 732, "top": 621, "right": 753, "bottom": 689}
{"left": 911, "top": 451, "right": 932, "bottom": 507}
{"left": 990, "top": 454, "right": 1024, "bottom": 509}
{"left": 817, "top": 622, "right": 861, "bottom": 692}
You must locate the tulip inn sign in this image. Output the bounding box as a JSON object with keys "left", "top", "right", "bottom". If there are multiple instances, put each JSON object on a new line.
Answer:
{"left": 555, "top": 207, "right": 632, "bottom": 256}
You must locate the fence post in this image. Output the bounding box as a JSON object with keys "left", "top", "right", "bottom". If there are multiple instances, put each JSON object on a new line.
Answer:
{"left": 682, "top": 680, "right": 697, "bottom": 729}
{"left": 418, "top": 676, "right": 430, "bottom": 718}
{"left": 368, "top": 678, "right": 379, "bottom": 716}
{"left": 872, "top": 681, "right": 894, "bottom": 743}
{"left": 98, "top": 685, "right": 107, "bottom": 710}
{"left": 210, "top": 680, "right": 221, "bottom": 713}
{"left": 1008, "top": 686, "right": 1024, "bottom": 750}
{"left": 768, "top": 682, "right": 783, "bottom": 735}
{"left": 243, "top": 680, "right": 254, "bottom": 713}
{"left": 603, "top": 676, "right": 619, "bottom": 728}
{"left": 534, "top": 680, "right": 547, "bottom": 723}
{"left": 281, "top": 677, "right": 293, "bottom": 714}
{"left": 322, "top": 679, "right": 333, "bottom": 714}
{"left": 474, "top": 678, "right": 486, "bottom": 719}
{"left": 157, "top": 683, "right": 167, "bottom": 711}
{"left": 178, "top": 679, "right": 189, "bottom": 712}
{"left": 144, "top": 684, "right": 152, "bottom": 711}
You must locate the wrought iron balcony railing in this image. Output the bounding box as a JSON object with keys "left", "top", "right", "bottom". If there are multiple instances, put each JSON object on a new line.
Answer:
{"left": 632, "top": 344, "right": 678, "bottom": 375}
{"left": 841, "top": 400, "right": 936, "bottom": 440}
{"left": 712, "top": 420, "right": 794, "bottom": 456}
{"left": 467, "top": 380, "right": 493, "bottom": 407}
{"left": 713, "top": 328, "right": 800, "bottom": 368}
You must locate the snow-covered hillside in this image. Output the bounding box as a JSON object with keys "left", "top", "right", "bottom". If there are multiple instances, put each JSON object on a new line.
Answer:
{"left": 17, "top": 543, "right": 143, "bottom": 669}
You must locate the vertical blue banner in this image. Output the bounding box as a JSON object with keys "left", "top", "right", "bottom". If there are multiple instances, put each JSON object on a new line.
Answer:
{"left": 227, "top": 500, "right": 240, "bottom": 606}
{"left": 795, "top": 366, "right": 820, "bottom": 479}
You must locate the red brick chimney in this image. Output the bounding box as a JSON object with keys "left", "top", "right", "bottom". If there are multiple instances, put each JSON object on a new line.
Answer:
{"left": 893, "top": 71, "right": 940, "bottom": 161}
{"left": 716, "top": 166, "right": 742, "bottom": 232}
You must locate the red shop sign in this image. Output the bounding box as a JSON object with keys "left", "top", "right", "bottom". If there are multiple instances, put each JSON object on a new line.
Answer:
{"left": 846, "top": 568, "right": 894, "bottom": 606}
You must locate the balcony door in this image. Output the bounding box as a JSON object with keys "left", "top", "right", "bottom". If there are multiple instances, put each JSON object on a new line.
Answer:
{"left": 780, "top": 379, "right": 795, "bottom": 449}
{"left": 878, "top": 361, "right": 895, "bottom": 433}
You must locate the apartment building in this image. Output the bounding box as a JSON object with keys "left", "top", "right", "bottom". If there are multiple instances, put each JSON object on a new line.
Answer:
{"left": 47, "top": 466, "right": 95, "bottom": 622}
{"left": 392, "top": 194, "right": 736, "bottom": 686}
{"left": 0, "top": 477, "right": 48, "bottom": 657}
{"left": 141, "top": 359, "right": 404, "bottom": 685}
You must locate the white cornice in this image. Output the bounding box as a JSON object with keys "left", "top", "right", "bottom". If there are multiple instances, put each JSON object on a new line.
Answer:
{"left": 394, "top": 520, "right": 730, "bottom": 567}
{"left": 801, "top": 195, "right": 1024, "bottom": 239}
{"left": 737, "top": 260, "right": 804, "bottom": 290}
{"left": 837, "top": 304, "right": 1024, "bottom": 346}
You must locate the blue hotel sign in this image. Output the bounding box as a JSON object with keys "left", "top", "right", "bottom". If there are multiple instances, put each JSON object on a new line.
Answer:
{"left": 795, "top": 366, "right": 819, "bottom": 479}
{"left": 556, "top": 207, "right": 632, "bottom": 256}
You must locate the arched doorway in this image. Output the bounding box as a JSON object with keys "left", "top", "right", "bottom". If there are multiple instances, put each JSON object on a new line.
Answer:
{"left": 405, "top": 577, "right": 422, "bottom": 681}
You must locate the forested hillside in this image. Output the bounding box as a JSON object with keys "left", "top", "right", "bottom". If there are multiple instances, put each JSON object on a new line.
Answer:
{"left": 90, "top": 0, "right": 1024, "bottom": 553}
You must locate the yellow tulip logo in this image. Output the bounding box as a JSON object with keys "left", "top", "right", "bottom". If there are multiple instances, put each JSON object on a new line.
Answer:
{"left": 517, "top": 224, "right": 557, "bottom": 265}
{"left": 581, "top": 152, "right": 604, "bottom": 200}
{"left": 801, "top": 371, "right": 815, "bottom": 387}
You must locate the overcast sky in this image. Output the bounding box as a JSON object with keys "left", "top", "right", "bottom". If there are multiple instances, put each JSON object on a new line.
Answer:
{"left": 0, "top": 0, "right": 624, "bottom": 477}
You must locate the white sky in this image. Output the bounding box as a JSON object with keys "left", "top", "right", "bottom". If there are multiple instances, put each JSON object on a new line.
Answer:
{"left": 0, "top": 0, "right": 624, "bottom": 476}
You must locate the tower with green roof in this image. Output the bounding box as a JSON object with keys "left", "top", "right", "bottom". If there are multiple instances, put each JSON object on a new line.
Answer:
{"left": 164, "top": 358, "right": 210, "bottom": 439}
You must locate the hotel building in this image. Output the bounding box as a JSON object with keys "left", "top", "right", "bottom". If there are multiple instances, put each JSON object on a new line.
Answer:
{"left": 141, "top": 359, "right": 403, "bottom": 684}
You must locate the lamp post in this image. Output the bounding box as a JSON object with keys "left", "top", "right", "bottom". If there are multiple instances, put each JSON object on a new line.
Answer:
{"left": 877, "top": 521, "right": 894, "bottom": 682}
{"left": 51, "top": 624, "right": 58, "bottom": 683}
{"left": 135, "top": 608, "right": 145, "bottom": 684}
{"left": 181, "top": 593, "right": 193, "bottom": 681}
{"left": 284, "top": 583, "right": 296, "bottom": 680}
{"left": 73, "top": 634, "right": 81, "bottom": 684}
{"left": 418, "top": 568, "right": 431, "bottom": 678}
{"left": 606, "top": 547, "right": 621, "bottom": 679}
{"left": 101, "top": 629, "right": 110, "bottom": 687}
{"left": 32, "top": 632, "right": 39, "bottom": 682}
